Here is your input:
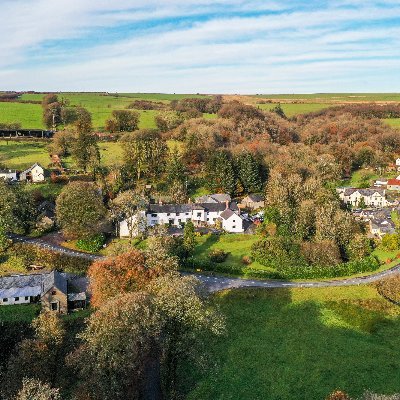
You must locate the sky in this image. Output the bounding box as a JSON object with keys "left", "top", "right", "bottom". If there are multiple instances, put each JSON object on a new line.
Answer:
{"left": 1, "top": 0, "right": 400, "bottom": 94}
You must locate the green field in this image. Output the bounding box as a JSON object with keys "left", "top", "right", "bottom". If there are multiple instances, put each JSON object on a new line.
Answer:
{"left": 254, "top": 93, "right": 400, "bottom": 102}
{"left": 0, "top": 304, "right": 40, "bottom": 322}
{"left": 0, "top": 102, "right": 44, "bottom": 128}
{"left": 188, "top": 286, "right": 400, "bottom": 400}
{"left": 386, "top": 118, "right": 400, "bottom": 128}
{"left": 257, "top": 102, "right": 333, "bottom": 116}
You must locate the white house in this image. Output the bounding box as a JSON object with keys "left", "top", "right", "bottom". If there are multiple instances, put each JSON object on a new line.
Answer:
{"left": 20, "top": 163, "right": 45, "bottom": 183}
{"left": 0, "top": 169, "right": 18, "bottom": 182}
{"left": 396, "top": 158, "right": 400, "bottom": 171}
{"left": 336, "top": 187, "right": 390, "bottom": 208}
{"left": 119, "top": 201, "right": 247, "bottom": 236}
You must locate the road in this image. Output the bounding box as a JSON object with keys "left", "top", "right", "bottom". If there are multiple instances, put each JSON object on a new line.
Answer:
{"left": 10, "top": 234, "right": 400, "bottom": 292}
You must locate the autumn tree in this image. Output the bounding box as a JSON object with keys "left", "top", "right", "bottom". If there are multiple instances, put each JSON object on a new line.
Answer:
{"left": 105, "top": 109, "right": 140, "bottom": 132}
{"left": 15, "top": 378, "right": 61, "bottom": 400}
{"left": 155, "top": 110, "right": 184, "bottom": 132}
{"left": 56, "top": 182, "right": 107, "bottom": 239}
{"left": 88, "top": 249, "right": 178, "bottom": 307}
{"left": 121, "top": 130, "right": 167, "bottom": 180}
{"left": 48, "top": 130, "right": 73, "bottom": 156}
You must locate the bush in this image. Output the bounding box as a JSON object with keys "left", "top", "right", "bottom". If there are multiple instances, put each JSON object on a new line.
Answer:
{"left": 242, "top": 256, "right": 252, "bottom": 265}
{"left": 208, "top": 249, "right": 229, "bottom": 263}
{"left": 76, "top": 234, "right": 105, "bottom": 253}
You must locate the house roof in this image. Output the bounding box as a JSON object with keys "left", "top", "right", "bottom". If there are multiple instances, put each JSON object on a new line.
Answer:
{"left": 245, "top": 194, "right": 264, "bottom": 203}
{"left": 194, "top": 193, "right": 231, "bottom": 204}
{"left": 21, "top": 163, "right": 43, "bottom": 174}
{"left": 343, "top": 188, "right": 385, "bottom": 197}
{"left": 0, "top": 169, "right": 17, "bottom": 174}
{"left": 220, "top": 209, "right": 235, "bottom": 220}
{"left": 147, "top": 201, "right": 238, "bottom": 214}
{"left": 42, "top": 271, "right": 68, "bottom": 295}
{"left": 387, "top": 179, "right": 400, "bottom": 186}
{"left": 0, "top": 274, "right": 43, "bottom": 299}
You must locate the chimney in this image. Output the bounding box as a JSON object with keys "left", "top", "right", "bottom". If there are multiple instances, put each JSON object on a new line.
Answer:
{"left": 225, "top": 200, "right": 229, "bottom": 210}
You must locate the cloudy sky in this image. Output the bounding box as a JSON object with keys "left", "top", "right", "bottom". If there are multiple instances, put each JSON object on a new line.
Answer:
{"left": 1, "top": 0, "right": 400, "bottom": 93}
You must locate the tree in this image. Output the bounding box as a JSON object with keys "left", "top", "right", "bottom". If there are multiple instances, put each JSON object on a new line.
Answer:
{"left": 183, "top": 220, "right": 196, "bottom": 256}
{"left": 105, "top": 110, "right": 140, "bottom": 132}
{"left": 270, "top": 103, "right": 286, "bottom": 119}
{"left": 347, "top": 234, "right": 372, "bottom": 260}
{"left": 205, "top": 151, "right": 236, "bottom": 195}
{"left": 166, "top": 148, "right": 187, "bottom": 186}
{"left": 0, "top": 180, "right": 37, "bottom": 234}
{"left": 15, "top": 378, "right": 61, "bottom": 400}
{"left": 0, "top": 226, "right": 12, "bottom": 253}
{"left": 48, "top": 130, "right": 73, "bottom": 156}
{"left": 121, "top": 130, "right": 167, "bottom": 181}
{"left": 109, "top": 190, "right": 148, "bottom": 240}
{"left": 88, "top": 250, "right": 177, "bottom": 307}
{"left": 71, "top": 108, "right": 99, "bottom": 173}
{"left": 155, "top": 111, "right": 184, "bottom": 132}
{"left": 235, "top": 152, "right": 263, "bottom": 193}
{"left": 56, "top": 182, "right": 107, "bottom": 239}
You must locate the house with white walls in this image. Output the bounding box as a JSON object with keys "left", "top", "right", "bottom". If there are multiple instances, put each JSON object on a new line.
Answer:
{"left": 20, "top": 163, "right": 45, "bottom": 183}
{"left": 0, "top": 169, "right": 18, "bottom": 181}
{"left": 336, "top": 187, "right": 390, "bottom": 208}
{"left": 119, "top": 201, "right": 248, "bottom": 236}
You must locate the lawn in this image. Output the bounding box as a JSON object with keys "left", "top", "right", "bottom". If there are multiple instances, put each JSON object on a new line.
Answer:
{"left": 0, "top": 304, "right": 41, "bottom": 322}
{"left": 193, "top": 234, "right": 264, "bottom": 269}
{"left": 257, "top": 102, "right": 333, "bottom": 116}
{"left": 187, "top": 286, "right": 400, "bottom": 400}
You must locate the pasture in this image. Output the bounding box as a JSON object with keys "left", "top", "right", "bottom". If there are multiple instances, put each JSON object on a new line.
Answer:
{"left": 188, "top": 286, "right": 400, "bottom": 400}
{"left": 253, "top": 93, "right": 400, "bottom": 102}
{"left": 257, "top": 102, "right": 333, "bottom": 116}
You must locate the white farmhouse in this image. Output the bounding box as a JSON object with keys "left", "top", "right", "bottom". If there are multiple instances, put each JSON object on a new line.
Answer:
{"left": 20, "top": 163, "right": 45, "bottom": 183}
{"left": 119, "top": 201, "right": 247, "bottom": 236}
{"left": 336, "top": 187, "right": 389, "bottom": 208}
{"left": 0, "top": 169, "right": 18, "bottom": 181}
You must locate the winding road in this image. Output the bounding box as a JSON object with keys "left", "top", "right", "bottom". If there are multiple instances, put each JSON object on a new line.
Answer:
{"left": 10, "top": 234, "right": 400, "bottom": 292}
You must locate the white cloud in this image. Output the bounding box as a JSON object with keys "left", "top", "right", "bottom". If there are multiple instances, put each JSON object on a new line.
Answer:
{"left": 1, "top": 0, "right": 400, "bottom": 92}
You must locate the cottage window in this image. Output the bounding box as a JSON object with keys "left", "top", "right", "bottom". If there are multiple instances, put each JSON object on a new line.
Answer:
{"left": 52, "top": 290, "right": 57, "bottom": 295}
{"left": 25, "top": 296, "right": 29, "bottom": 301}
{"left": 15, "top": 297, "right": 19, "bottom": 301}
{"left": 196, "top": 212, "right": 201, "bottom": 217}
{"left": 151, "top": 213, "right": 157, "bottom": 218}
{"left": 51, "top": 302, "right": 58, "bottom": 311}
{"left": 186, "top": 212, "right": 190, "bottom": 215}
{"left": 3, "top": 298, "right": 8, "bottom": 302}
{"left": 232, "top": 225, "right": 236, "bottom": 229}
{"left": 176, "top": 213, "right": 180, "bottom": 216}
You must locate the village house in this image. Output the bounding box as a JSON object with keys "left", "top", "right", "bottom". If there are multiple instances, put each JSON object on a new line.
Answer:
{"left": 0, "top": 169, "right": 18, "bottom": 182}
{"left": 194, "top": 193, "right": 231, "bottom": 203}
{"left": 369, "top": 218, "right": 396, "bottom": 238}
{"left": 387, "top": 179, "right": 400, "bottom": 191}
{"left": 119, "top": 200, "right": 249, "bottom": 236}
{"left": 396, "top": 158, "right": 400, "bottom": 172}
{"left": 19, "top": 163, "right": 45, "bottom": 183}
{"left": 240, "top": 194, "right": 264, "bottom": 210}
{"left": 0, "top": 271, "right": 87, "bottom": 313}
{"left": 336, "top": 187, "right": 390, "bottom": 208}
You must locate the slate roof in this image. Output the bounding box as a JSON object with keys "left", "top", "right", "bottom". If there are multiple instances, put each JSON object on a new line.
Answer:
{"left": 343, "top": 188, "right": 385, "bottom": 196}
{"left": 245, "top": 194, "right": 264, "bottom": 202}
{"left": 42, "top": 271, "right": 68, "bottom": 295}
{"left": 194, "top": 193, "right": 231, "bottom": 203}
{"left": 0, "top": 169, "right": 17, "bottom": 174}
{"left": 0, "top": 274, "right": 43, "bottom": 299}
{"left": 147, "top": 201, "right": 239, "bottom": 214}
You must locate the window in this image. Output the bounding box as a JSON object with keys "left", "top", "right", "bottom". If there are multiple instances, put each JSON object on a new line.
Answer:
{"left": 25, "top": 296, "right": 29, "bottom": 301}
{"left": 51, "top": 290, "right": 57, "bottom": 295}
{"left": 232, "top": 225, "right": 236, "bottom": 229}
{"left": 186, "top": 212, "right": 190, "bottom": 215}
{"left": 151, "top": 213, "right": 157, "bottom": 218}
{"left": 51, "top": 302, "right": 58, "bottom": 311}
{"left": 3, "top": 298, "right": 8, "bottom": 302}
{"left": 196, "top": 212, "right": 201, "bottom": 217}
{"left": 14, "top": 297, "right": 19, "bottom": 302}
{"left": 176, "top": 213, "right": 180, "bottom": 216}
{"left": 167, "top": 213, "right": 170, "bottom": 216}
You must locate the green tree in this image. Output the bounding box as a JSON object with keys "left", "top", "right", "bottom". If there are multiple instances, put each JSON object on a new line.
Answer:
{"left": 56, "top": 182, "right": 107, "bottom": 239}
{"left": 183, "top": 220, "right": 196, "bottom": 256}
{"left": 105, "top": 110, "right": 140, "bottom": 132}
{"left": 235, "top": 152, "right": 263, "bottom": 193}
{"left": 166, "top": 148, "right": 187, "bottom": 186}
{"left": 205, "top": 151, "right": 236, "bottom": 195}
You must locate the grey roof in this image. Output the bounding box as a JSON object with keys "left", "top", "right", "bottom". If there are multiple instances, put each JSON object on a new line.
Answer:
{"left": 148, "top": 201, "right": 238, "bottom": 214}
{"left": 194, "top": 193, "right": 231, "bottom": 203}
{"left": 343, "top": 188, "right": 385, "bottom": 196}
{"left": 0, "top": 169, "right": 17, "bottom": 174}
{"left": 0, "top": 274, "right": 43, "bottom": 299}
{"left": 42, "top": 271, "right": 68, "bottom": 295}
{"left": 245, "top": 194, "right": 264, "bottom": 202}
{"left": 68, "top": 292, "right": 86, "bottom": 302}
{"left": 220, "top": 209, "right": 235, "bottom": 220}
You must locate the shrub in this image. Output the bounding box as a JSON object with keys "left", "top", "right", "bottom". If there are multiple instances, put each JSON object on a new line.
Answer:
{"left": 208, "top": 249, "right": 229, "bottom": 263}
{"left": 326, "top": 391, "right": 351, "bottom": 400}
{"left": 242, "top": 255, "right": 252, "bottom": 265}
{"left": 386, "top": 258, "right": 393, "bottom": 264}
{"left": 76, "top": 234, "right": 105, "bottom": 253}
{"left": 381, "top": 234, "right": 399, "bottom": 251}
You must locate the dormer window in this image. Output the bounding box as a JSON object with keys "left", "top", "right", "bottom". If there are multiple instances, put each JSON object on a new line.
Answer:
{"left": 52, "top": 290, "right": 57, "bottom": 295}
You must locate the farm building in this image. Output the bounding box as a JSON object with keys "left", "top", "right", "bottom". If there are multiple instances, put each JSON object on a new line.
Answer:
{"left": 0, "top": 169, "right": 18, "bottom": 182}
{"left": 0, "top": 271, "right": 88, "bottom": 313}
{"left": 0, "top": 129, "right": 54, "bottom": 139}
{"left": 20, "top": 163, "right": 45, "bottom": 183}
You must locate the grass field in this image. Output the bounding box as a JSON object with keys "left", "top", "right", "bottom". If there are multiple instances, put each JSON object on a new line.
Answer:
{"left": 188, "top": 286, "right": 400, "bottom": 400}
{"left": 386, "top": 118, "right": 400, "bottom": 128}
{"left": 0, "top": 304, "right": 41, "bottom": 322}
{"left": 0, "top": 102, "right": 44, "bottom": 128}
{"left": 257, "top": 102, "right": 333, "bottom": 116}
{"left": 253, "top": 93, "right": 400, "bottom": 102}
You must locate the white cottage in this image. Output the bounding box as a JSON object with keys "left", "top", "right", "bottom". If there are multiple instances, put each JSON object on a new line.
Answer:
{"left": 20, "top": 163, "right": 45, "bottom": 183}
{"left": 0, "top": 169, "right": 18, "bottom": 181}
{"left": 119, "top": 201, "right": 246, "bottom": 236}
{"left": 337, "top": 187, "right": 389, "bottom": 208}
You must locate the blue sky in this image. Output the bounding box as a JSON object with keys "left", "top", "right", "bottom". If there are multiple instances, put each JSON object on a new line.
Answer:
{"left": 1, "top": 0, "right": 400, "bottom": 93}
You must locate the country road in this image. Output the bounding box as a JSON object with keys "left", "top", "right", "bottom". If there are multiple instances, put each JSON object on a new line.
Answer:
{"left": 10, "top": 234, "right": 400, "bottom": 292}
